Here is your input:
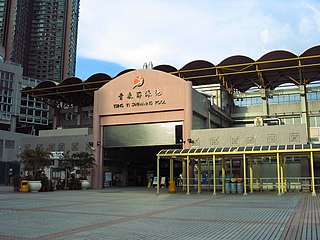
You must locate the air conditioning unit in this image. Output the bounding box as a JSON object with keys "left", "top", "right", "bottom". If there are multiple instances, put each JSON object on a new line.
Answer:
{"left": 254, "top": 117, "right": 263, "bottom": 127}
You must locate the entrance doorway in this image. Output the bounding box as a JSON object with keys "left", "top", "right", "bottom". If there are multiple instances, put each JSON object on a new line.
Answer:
{"left": 103, "top": 145, "right": 181, "bottom": 187}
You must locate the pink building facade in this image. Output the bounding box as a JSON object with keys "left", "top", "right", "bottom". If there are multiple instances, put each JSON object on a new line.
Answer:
{"left": 91, "top": 70, "right": 193, "bottom": 189}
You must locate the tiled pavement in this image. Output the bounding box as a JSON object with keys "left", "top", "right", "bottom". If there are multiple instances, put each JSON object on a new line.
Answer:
{"left": 0, "top": 187, "right": 319, "bottom": 240}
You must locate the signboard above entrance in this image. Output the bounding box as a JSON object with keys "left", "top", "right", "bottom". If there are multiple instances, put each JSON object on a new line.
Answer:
{"left": 97, "top": 70, "right": 189, "bottom": 116}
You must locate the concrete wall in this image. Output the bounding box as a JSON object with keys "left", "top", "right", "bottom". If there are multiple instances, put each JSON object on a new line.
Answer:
{"left": 192, "top": 90, "right": 210, "bottom": 129}
{"left": 39, "top": 127, "right": 92, "bottom": 137}
{"left": 191, "top": 124, "right": 308, "bottom": 148}
{"left": 22, "top": 128, "right": 92, "bottom": 153}
{"left": 0, "top": 130, "right": 37, "bottom": 184}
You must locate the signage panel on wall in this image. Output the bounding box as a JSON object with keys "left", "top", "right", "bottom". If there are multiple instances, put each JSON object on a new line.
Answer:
{"left": 104, "top": 122, "right": 183, "bottom": 148}
{"left": 98, "top": 70, "right": 187, "bottom": 116}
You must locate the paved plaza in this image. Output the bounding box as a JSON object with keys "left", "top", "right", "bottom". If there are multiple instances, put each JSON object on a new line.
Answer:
{"left": 0, "top": 187, "right": 319, "bottom": 240}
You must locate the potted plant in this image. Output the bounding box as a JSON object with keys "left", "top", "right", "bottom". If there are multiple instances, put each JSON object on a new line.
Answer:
{"left": 58, "top": 151, "right": 75, "bottom": 190}
{"left": 71, "top": 151, "right": 95, "bottom": 190}
{"left": 68, "top": 173, "right": 81, "bottom": 190}
{"left": 18, "top": 146, "right": 52, "bottom": 192}
{"left": 12, "top": 175, "right": 21, "bottom": 192}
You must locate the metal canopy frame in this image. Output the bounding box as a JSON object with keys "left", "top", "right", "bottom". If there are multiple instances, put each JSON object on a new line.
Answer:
{"left": 156, "top": 144, "right": 320, "bottom": 196}
{"left": 21, "top": 45, "right": 320, "bottom": 107}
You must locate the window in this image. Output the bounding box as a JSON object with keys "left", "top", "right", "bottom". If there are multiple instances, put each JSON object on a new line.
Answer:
{"left": 269, "top": 94, "right": 300, "bottom": 104}
{"left": 310, "top": 116, "right": 320, "bottom": 127}
{"left": 234, "top": 97, "right": 262, "bottom": 107}
{"left": 5, "top": 140, "right": 15, "bottom": 149}
{"left": 283, "top": 117, "right": 301, "bottom": 125}
{"left": 307, "top": 92, "right": 320, "bottom": 102}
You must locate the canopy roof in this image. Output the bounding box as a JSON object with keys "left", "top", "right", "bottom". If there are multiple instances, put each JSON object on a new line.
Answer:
{"left": 157, "top": 144, "right": 320, "bottom": 159}
{"left": 22, "top": 45, "right": 320, "bottom": 107}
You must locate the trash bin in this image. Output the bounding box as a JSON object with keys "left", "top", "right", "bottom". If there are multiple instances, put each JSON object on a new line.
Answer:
{"left": 237, "top": 183, "right": 243, "bottom": 193}
{"left": 168, "top": 180, "right": 176, "bottom": 194}
{"left": 231, "top": 178, "right": 237, "bottom": 193}
{"left": 231, "top": 183, "right": 237, "bottom": 193}
{"left": 20, "top": 180, "right": 29, "bottom": 193}
{"left": 225, "top": 177, "right": 231, "bottom": 193}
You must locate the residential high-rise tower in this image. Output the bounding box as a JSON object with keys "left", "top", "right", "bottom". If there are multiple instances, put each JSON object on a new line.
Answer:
{"left": 0, "top": 0, "right": 80, "bottom": 82}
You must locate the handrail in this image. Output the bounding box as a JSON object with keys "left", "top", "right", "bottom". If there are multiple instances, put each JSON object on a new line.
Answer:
{"left": 176, "top": 177, "right": 320, "bottom": 192}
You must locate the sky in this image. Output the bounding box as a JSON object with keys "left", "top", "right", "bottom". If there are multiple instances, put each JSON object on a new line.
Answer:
{"left": 75, "top": 0, "right": 320, "bottom": 80}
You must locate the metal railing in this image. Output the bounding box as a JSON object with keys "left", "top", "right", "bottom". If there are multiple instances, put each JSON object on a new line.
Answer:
{"left": 176, "top": 177, "right": 320, "bottom": 193}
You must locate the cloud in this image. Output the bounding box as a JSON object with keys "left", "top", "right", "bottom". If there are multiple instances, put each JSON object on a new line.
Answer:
{"left": 77, "top": 0, "right": 320, "bottom": 69}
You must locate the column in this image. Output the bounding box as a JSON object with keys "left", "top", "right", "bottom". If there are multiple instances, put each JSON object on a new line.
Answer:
{"left": 170, "top": 159, "right": 174, "bottom": 181}
{"left": 280, "top": 155, "right": 284, "bottom": 194}
{"left": 157, "top": 157, "right": 160, "bottom": 195}
{"left": 212, "top": 155, "right": 216, "bottom": 195}
{"left": 276, "top": 153, "right": 281, "bottom": 196}
{"left": 310, "top": 152, "right": 317, "bottom": 196}
{"left": 249, "top": 156, "right": 253, "bottom": 193}
{"left": 222, "top": 158, "right": 225, "bottom": 193}
{"left": 300, "top": 85, "right": 310, "bottom": 142}
{"left": 197, "top": 160, "right": 201, "bottom": 194}
{"left": 182, "top": 160, "right": 186, "bottom": 191}
{"left": 243, "top": 154, "right": 247, "bottom": 195}
{"left": 186, "top": 156, "right": 190, "bottom": 195}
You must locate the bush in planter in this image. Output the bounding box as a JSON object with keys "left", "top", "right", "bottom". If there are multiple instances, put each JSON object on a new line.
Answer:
{"left": 68, "top": 173, "right": 81, "bottom": 190}
{"left": 39, "top": 174, "right": 54, "bottom": 192}
{"left": 71, "top": 151, "right": 95, "bottom": 181}
{"left": 13, "top": 175, "right": 21, "bottom": 192}
{"left": 18, "top": 146, "right": 52, "bottom": 192}
{"left": 58, "top": 151, "right": 75, "bottom": 189}
{"left": 18, "top": 146, "right": 52, "bottom": 181}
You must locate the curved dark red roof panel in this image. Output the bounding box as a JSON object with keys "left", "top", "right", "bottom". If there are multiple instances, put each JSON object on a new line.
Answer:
{"left": 218, "top": 55, "right": 258, "bottom": 92}
{"left": 258, "top": 50, "right": 297, "bottom": 66}
{"left": 258, "top": 50, "right": 300, "bottom": 89}
{"left": 153, "top": 64, "right": 178, "bottom": 76}
{"left": 35, "top": 80, "right": 58, "bottom": 89}
{"left": 218, "top": 55, "right": 255, "bottom": 67}
{"left": 301, "top": 45, "right": 320, "bottom": 56}
{"left": 57, "top": 77, "right": 84, "bottom": 102}
{"left": 31, "top": 81, "right": 58, "bottom": 98}
{"left": 85, "top": 73, "right": 112, "bottom": 89}
{"left": 300, "top": 45, "right": 320, "bottom": 84}
{"left": 115, "top": 69, "right": 135, "bottom": 78}
{"left": 86, "top": 73, "right": 112, "bottom": 82}
{"left": 60, "top": 77, "right": 83, "bottom": 86}
{"left": 22, "top": 86, "right": 32, "bottom": 91}
{"left": 180, "top": 60, "right": 218, "bottom": 85}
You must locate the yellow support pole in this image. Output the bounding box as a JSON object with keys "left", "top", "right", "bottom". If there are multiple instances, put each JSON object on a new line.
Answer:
{"left": 212, "top": 155, "right": 216, "bottom": 195}
{"left": 256, "top": 157, "right": 259, "bottom": 181}
{"left": 283, "top": 157, "right": 287, "bottom": 192}
{"left": 280, "top": 155, "right": 284, "bottom": 195}
{"left": 254, "top": 157, "right": 260, "bottom": 190}
{"left": 222, "top": 158, "right": 225, "bottom": 193}
{"left": 182, "top": 160, "right": 186, "bottom": 191}
{"left": 156, "top": 156, "right": 160, "bottom": 195}
{"left": 243, "top": 154, "right": 247, "bottom": 195}
{"left": 249, "top": 156, "right": 253, "bottom": 193}
{"left": 170, "top": 159, "right": 174, "bottom": 181}
{"left": 186, "top": 156, "right": 190, "bottom": 195}
{"left": 310, "top": 151, "right": 317, "bottom": 196}
{"left": 276, "top": 153, "right": 281, "bottom": 196}
{"left": 197, "top": 160, "right": 201, "bottom": 194}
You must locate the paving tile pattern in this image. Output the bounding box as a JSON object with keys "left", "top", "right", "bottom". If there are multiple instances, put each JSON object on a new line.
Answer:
{"left": 0, "top": 188, "right": 319, "bottom": 240}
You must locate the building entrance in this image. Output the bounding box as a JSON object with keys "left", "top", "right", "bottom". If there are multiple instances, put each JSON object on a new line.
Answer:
{"left": 103, "top": 145, "right": 181, "bottom": 187}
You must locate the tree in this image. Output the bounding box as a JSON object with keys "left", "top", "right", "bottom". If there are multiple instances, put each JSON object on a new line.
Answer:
{"left": 19, "top": 146, "right": 52, "bottom": 180}
{"left": 71, "top": 151, "right": 95, "bottom": 180}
